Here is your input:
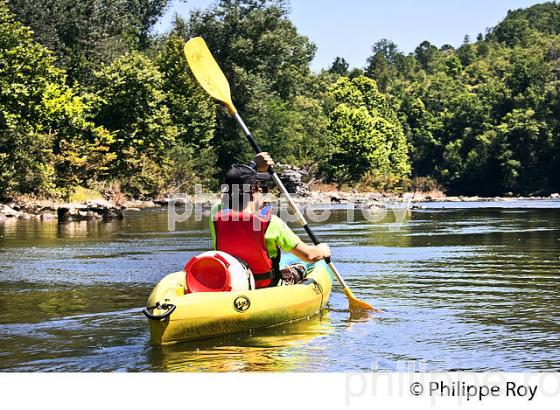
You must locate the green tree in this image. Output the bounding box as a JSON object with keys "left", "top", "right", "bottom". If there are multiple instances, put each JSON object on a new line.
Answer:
{"left": 328, "top": 57, "right": 349, "bottom": 76}
{"left": 93, "top": 52, "right": 176, "bottom": 196}
{"left": 365, "top": 39, "right": 405, "bottom": 92}
{"left": 414, "top": 40, "right": 438, "bottom": 73}
{"left": 181, "top": 0, "right": 317, "bottom": 171}
{"left": 398, "top": 96, "right": 441, "bottom": 177}
{"left": 392, "top": 2, "right": 560, "bottom": 195}
{"left": 156, "top": 33, "right": 218, "bottom": 190}
{"left": 489, "top": 2, "right": 560, "bottom": 46}
{"left": 493, "top": 109, "right": 552, "bottom": 194}
{"left": 1, "top": 1, "right": 113, "bottom": 199}
{"left": 251, "top": 95, "right": 331, "bottom": 170}
{"left": 7, "top": 0, "right": 175, "bottom": 83}
{"left": 131, "top": 0, "right": 176, "bottom": 47}
{"left": 325, "top": 77, "right": 410, "bottom": 184}
{"left": 457, "top": 35, "right": 476, "bottom": 66}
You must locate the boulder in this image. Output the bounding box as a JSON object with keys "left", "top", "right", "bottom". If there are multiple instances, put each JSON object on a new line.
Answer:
{"left": 84, "top": 199, "right": 115, "bottom": 209}
{"left": 123, "top": 199, "right": 157, "bottom": 208}
{"left": 58, "top": 203, "right": 123, "bottom": 222}
{"left": 153, "top": 198, "right": 170, "bottom": 206}
{"left": 278, "top": 165, "right": 310, "bottom": 197}
{"left": 0, "top": 204, "right": 21, "bottom": 218}
{"left": 330, "top": 194, "right": 342, "bottom": 203}
{"left": 99, "top": 208, "right": 123, "bottom": 220}
{"left": 58, "top": 206, "right": 85, "bottom": 222}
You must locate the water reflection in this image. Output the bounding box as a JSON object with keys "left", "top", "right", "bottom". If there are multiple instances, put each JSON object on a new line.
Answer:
{"left": 148, "top": 313, "right": 333, "bottom": 372}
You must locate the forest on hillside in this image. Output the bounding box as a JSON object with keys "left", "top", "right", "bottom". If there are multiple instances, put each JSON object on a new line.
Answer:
{"left": 1, "top": 0, "right": 559, "bottom": 200}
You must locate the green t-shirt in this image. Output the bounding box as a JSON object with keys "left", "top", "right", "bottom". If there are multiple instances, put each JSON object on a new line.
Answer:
{"left": 209, "top": 204, "right": 301, "bottom": 259}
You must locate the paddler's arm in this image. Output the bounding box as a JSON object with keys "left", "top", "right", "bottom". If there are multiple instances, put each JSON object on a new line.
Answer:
{"left": 289, "top": 242, "right": 331, "bottom": 263}
{"left": 268, "top": 216, "right": 330, "bottom": 263}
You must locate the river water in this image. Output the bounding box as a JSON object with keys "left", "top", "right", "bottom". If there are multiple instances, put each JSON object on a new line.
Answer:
{"left": 1, "top": 200, "right": 559, "bottom": 371}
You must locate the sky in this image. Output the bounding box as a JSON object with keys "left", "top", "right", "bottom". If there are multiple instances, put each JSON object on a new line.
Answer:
{"left": 154, "top": 0, "right": 546, "bottom": 71}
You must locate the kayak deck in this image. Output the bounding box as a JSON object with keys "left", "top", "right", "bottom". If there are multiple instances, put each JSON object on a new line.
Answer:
{"left": 145, "top": 257, "right": 332, "bottom": 345}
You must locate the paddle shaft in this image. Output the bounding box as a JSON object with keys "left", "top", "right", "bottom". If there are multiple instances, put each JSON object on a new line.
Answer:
{"left": 232, "top": 112, "right": 351, "bottom": 290}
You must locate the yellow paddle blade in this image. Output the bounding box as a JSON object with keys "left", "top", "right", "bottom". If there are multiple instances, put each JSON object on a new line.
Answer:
{"left": 343, "top": 287, "right": 383, "bottom": 313}
{"left": 184, "top": 37, "right": 237, "bottom": 114}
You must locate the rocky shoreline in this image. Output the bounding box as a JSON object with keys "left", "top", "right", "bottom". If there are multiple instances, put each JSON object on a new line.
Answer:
{"left": 291, "top": 191, "right": 560, "bottom": 212}
{"left": 3, "top": 166, "right": 559, "bottom": 223}
{"left": 0, "top": 199, "right": 149, "bottom": 223}
{"left": 1, "top": 191, "right": 559, "bottom": 223}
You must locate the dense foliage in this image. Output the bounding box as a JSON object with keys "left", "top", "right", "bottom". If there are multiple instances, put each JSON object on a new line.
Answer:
{"left": 180, "top": 0, "right": 319, "bottom": 172}
{"left": 363, "top": 3, "right": 560, "bottom": 195}
{"left": 0, "top": 3, "right": 114, "bottom": 198}
{"left": 325, "top": 76, "right": 409, "bottom": 183}
{"left": 1, "top": 0, "right": 559, "bottom": 200}
{"left": 7, "top": 0, "right": 174, "bottom": 83}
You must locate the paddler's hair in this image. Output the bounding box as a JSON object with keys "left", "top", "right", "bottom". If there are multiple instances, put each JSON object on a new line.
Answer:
{"left": 221, "top": 182, "right": 260, "bottom": 210}
{"left": 222, "top": 164, "right": 271, "bottom": 210}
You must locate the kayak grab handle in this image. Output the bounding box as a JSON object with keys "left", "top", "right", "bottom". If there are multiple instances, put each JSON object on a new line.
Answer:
{"left": 142, "top": 302, "right": 176, "bottom": 321}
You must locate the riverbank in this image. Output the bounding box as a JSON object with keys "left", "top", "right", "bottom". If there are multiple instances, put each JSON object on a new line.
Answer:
{"left": 293, "top": 190, "right": 560, "bottom": 205}
{"left": 0, "top": 199, "right": 159, "bottom": 223}
{"left": 2, "top": 191, "right": 559, "bottom": 222}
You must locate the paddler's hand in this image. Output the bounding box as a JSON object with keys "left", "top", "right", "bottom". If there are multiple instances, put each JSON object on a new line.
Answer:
{"left": 254, "top": 152, "right": 274, "bottom": 172}
{"left": 316, "top": 243, "right": 331, "bottom": 259}
{"left": 290, "top": 242, "right": 331, "bottom": 263}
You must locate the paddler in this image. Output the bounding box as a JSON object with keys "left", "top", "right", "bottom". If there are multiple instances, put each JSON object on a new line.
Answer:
{"left": 210, "top": 153, "right": 331, "bottom": 288}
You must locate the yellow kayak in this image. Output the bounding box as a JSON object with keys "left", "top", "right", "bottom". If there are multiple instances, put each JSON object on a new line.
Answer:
{"left": 144, "top": 258, "right": 333, "bottom": 345}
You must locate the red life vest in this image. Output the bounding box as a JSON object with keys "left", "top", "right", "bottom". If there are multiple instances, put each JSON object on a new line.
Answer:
{"left": 213, "top": 207, "right": 279, "bottom": 288}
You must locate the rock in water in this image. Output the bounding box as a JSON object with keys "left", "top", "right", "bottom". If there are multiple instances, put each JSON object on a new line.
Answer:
{"left": 57, "top": 203, "right": 123, "bottom": 222}
{"left": 0, "top": 204, "right": 22, "bottom": 218}
{"left": 330, "top": 194, "right": 341, "bottom": 203}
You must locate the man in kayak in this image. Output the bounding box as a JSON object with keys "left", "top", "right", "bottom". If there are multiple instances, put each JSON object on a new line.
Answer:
{"left": 210, "top": 153, "right": 331, "bottom": 288}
